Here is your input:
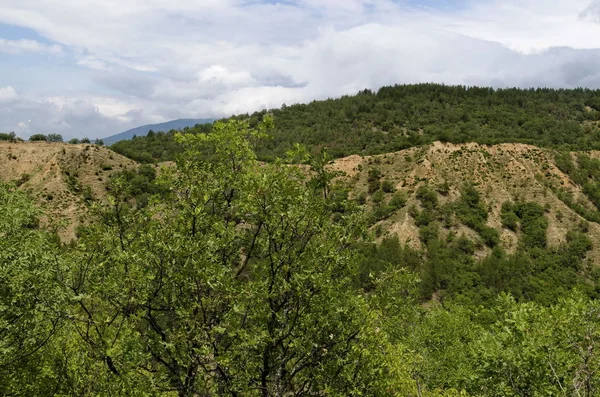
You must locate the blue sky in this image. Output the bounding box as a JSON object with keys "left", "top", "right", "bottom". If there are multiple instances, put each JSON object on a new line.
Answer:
{"left": 1, "top": 0, "right": 600, "bottom": 139}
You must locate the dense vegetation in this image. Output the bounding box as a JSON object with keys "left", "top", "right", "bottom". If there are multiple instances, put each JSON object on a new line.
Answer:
{"left": 0, "top": 132, "right": 18, "bottom": 142}
{"left": 356, "top": 187, "right": 595, "bottom": 306}
{"left": 29, "top": 133, "right": 48, "bottom": 141}
{"left": 112, "top": 127, "right": 211, "bottom": 163}
{"left": 111, "top": 84, "right": 600, "bottom": 163}
{"left": 5, "top": 118, "right": 600, "bottom": 395}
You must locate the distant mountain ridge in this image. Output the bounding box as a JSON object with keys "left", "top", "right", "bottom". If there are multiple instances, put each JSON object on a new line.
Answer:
{"left": 103, "top": 118, "right": 215, "bottom": 145}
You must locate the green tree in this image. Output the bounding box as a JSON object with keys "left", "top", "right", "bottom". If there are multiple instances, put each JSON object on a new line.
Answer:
{"left": 29, "top": 134, "right": 47, "bottom": 141}
{"left": 0, "top": 132, "right": 16, "bottom": 141}
{"left": 47, "top": 133, "right": 63, "bottom": 142}
{"left": 69, "top": 118, "right": 410, "bottom": 396}
{"left": 0, "top": 184, "right": 68, "bottom": 394}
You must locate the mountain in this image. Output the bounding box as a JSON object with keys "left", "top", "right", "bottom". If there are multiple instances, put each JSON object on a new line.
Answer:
{"left": 102, "top": 118, "right": 215, "bottom": 145}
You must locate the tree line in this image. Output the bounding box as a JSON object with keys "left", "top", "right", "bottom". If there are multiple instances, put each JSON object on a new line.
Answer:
{"left": 111, "top": 83, "right": 600, "bottom": 163}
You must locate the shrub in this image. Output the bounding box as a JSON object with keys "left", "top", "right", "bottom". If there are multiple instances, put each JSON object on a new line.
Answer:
{"left": 356, "top": 193, "right": 367, "bottom": 205}
{"left": 367, "top": 168, "right": 382, "bottom": 181}
{"left": 371, "top": 189, "right": 384, "bottom": 203}
{"left": 29, "top": 134, "right": 47, "bottom": 142}
{"left": 389, "top": 192, "right": 407, "bottom": 209}
{"left": 0, "top": 132, "right": 16, "bottom": 141}
{"left": 479, "top": 226, "right": 500, "bottom": 247}
{"left": 500, "top": 202, "right": 519, "bottom": 231}
{"left": 368, "top": 179, "right": 381, "bottom": 193}
{"left": 416, "top": 185, "right": 438, "bottom": 210}
{"left": 381, "top": 180, "right": 395, "bottom": 193}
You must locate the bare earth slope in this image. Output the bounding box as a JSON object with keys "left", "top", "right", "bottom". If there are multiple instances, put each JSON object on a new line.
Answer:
{"left": 0, "top": 141, "right": 138, "bottom": 240}
{"left": 331, "top": 142, "right": 600, "bottom": 262}
{"left": 4, "top": 140, "right": 600, "bottom": 262}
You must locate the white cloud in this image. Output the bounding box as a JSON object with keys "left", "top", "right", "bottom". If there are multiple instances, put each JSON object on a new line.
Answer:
{"left": 2, "top": 0, "right": 600, "bottom": 138}
{"left": 0, "top": 38, "right": 62, "bottom": 54}
{"left": 77, "top": 56, "right": 110, "bottom": 71}
{"left": 0, "top": 92, "right": 149, "bottom": 138}
{"left": 581, "top": 0, "right": 600, "bottom": 22}
{"left": 0, "top": 86, "right": 18, "bottom": 102}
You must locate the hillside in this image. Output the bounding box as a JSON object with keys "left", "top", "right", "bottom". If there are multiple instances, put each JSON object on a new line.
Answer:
{"left": 333, "top": 142, "right": 600, "bottom": 262}
{"left": 103, "top": 118, "right": 214, "bottom": 145}
{"left": 0, "top": 141, "right": 138, "bottom": 240}
{"left": 6, "top": 139, "right": 600, "bottom": 260}
{"left": 108, "top": 84, "right": 600, "bottom": 164}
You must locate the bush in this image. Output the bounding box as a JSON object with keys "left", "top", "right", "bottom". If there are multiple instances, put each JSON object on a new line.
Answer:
{"left": 389, "top": 192, "right": 407, "bottom": 209}
{"left": 368, "top": 179, "right": 381, "bottom": 193}
{"left": 47, "top": 134, "right": 63, "bottom": 142}
{"left": 479, "top": 226, "right": 500, "bottom": 247}
{"left": 367, "top": 169, "right": 382, "bottom": 182}
{"left": 0, "top": 132, "right": 16, "bottom": 141}
{"left": 356, "top": 193, "right": 367, "bottom": 205}
{"left": 500, "top": 202, "right": 519, "bottom": 231}
{"left": 416, "top": 185, "right": 438, "bottom": 210}
{"left": 370, "top": 203, "right": 394, "bottom": 223}
{"left": 371, "top": 189, "right": 384, "bottom": 203}
{"left": 29, "top": 134, "right": 47, "bottom": 142}
{"left": 381, "top": 180, "right": 395, "bottom": 193}
{"left": 419, "top": 223, "right": 439, "bottom": 243}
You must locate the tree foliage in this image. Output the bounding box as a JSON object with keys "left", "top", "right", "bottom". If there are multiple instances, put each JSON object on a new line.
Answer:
{"left": 111, "top": 84, "right": 600, "bottom": 163}
{"left": 63, "top": 118, "right": 409, "bottom": 395}
{"left": 29, "top": 134, "right": 47, "bottom": 141}
{"left": 0, "top": 132, "right": 17, "bottom": 141}
{"left": 47, "top": 133, "right": 63, "bottom": 142}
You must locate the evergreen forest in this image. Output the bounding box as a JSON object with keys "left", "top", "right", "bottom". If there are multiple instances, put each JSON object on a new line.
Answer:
{"left": 111, "top": 84, "right": 600, "bottom": 163}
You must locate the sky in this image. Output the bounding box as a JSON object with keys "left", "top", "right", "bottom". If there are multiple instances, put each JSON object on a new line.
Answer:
{"left": 2, "top": 0, "right": 600, "bottom": 139}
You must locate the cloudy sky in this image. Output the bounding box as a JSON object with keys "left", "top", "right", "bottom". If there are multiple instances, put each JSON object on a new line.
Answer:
{"left": 2, "top": 0, "right": 600, "bottom": 139}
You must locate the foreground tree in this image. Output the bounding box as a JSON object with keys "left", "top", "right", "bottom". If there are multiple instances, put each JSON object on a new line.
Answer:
{"left": 69, "top": 117, "right": 410, "bottom": 396}
{"left": 0, "top": 184, "right": 67, "bottom": 394}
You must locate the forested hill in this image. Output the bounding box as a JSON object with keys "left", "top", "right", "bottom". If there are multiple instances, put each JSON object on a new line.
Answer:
{"left": 111, "top": 83, "right": 600, "bottom": 163}
{"left": 103, "top": 118, "right": 214, "bottom": 146}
